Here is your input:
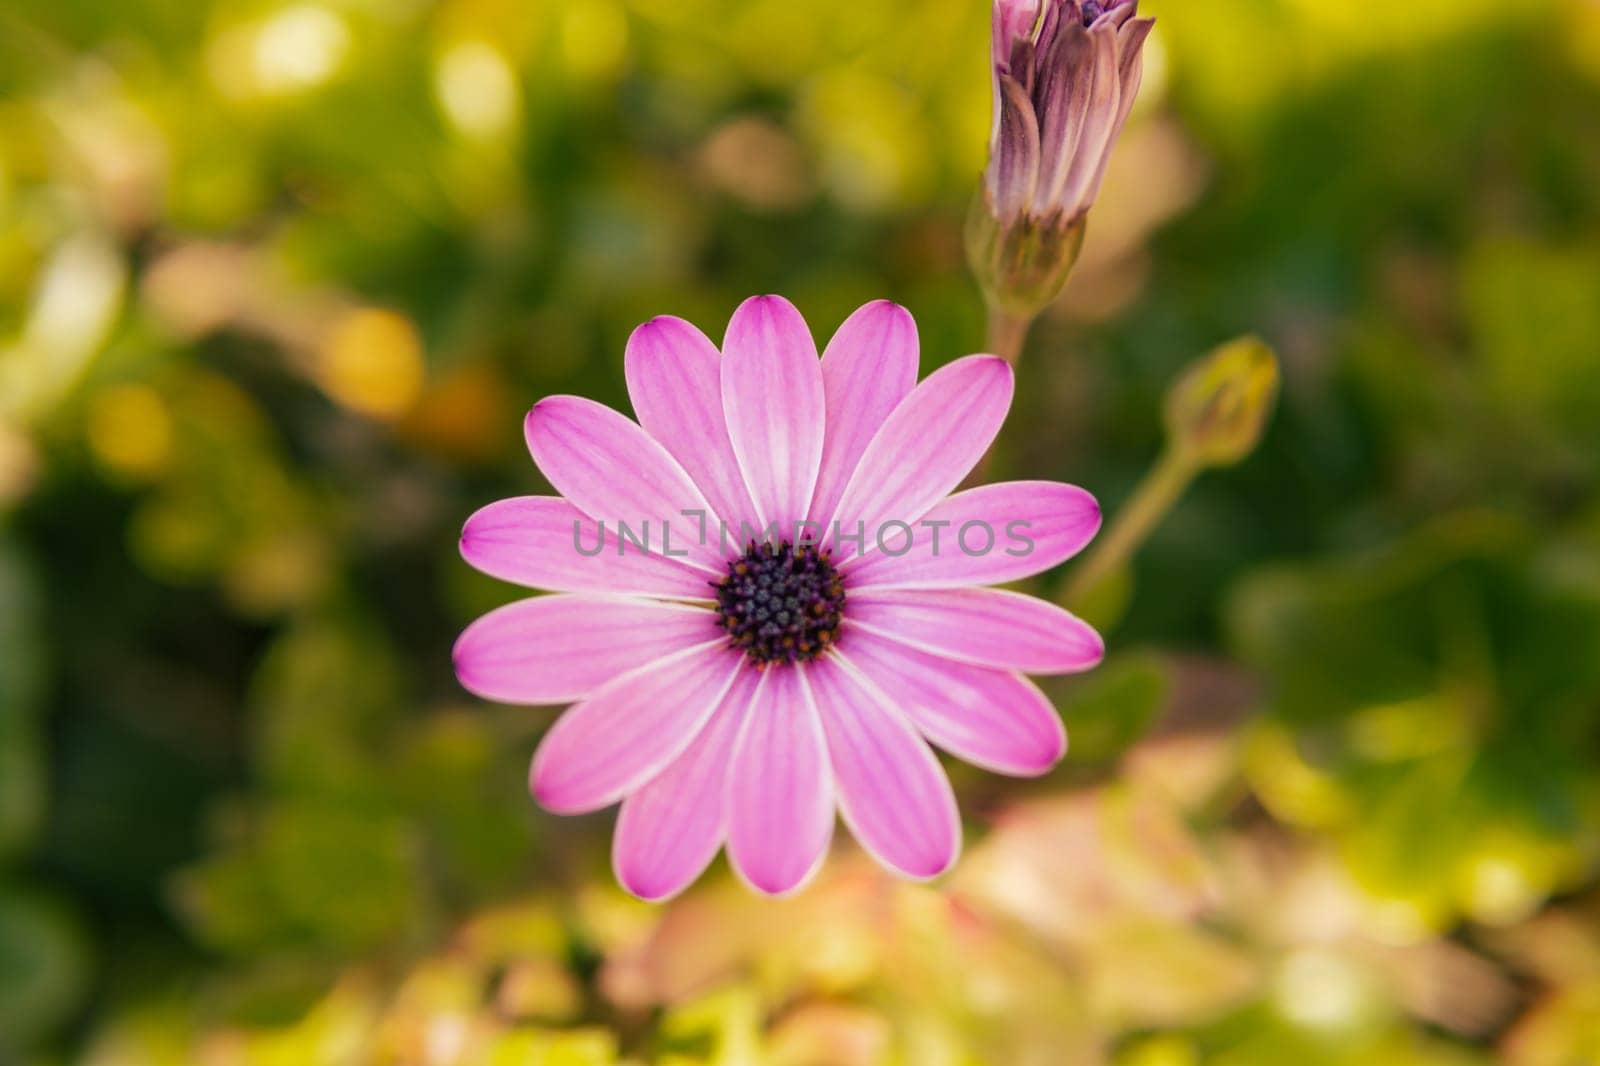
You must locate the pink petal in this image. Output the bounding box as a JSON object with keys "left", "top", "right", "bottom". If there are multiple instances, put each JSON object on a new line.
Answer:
{"left": 837, "top": 634, "right": 1065, "bottom": 776}
{"left": 625, "top": 316, "right": 761, "bottom": 539}
{"left": 1087, "top": 19, "right": 1152, "bottom": 206}
{"left": 612, "top": 665, "right": 762, "bottom": 901}
{"left": 806, "top": 301, "right": 919, "bottom": 531}
{"left": 825, "top": 356, "right": 1013, "bottom": 561}
{"left": 992, "top": 74, "right": 1042, "bottom": 221}
{"left": 992, "top": 0, "right": 1040, "bottom": 70}
{"left": 461, "top": 496, "right": 718, "bottom": 598}
{"left": 530, "top": 643, "right": 744, "bottom": 814}
{"left": 726, "top": 667, "right": 834, "bottom": 895}
{"left": 806, "top": 657, "right": 960, "bottom": 880}
{"left": 525, "top": 396, "right": 723, "bottom": 572}
{"left": 845, "top": 587, "right": 1103, "bottom": 674}
{"left": 1035, "top": 21, "right": 1094, "bottom": 212}
{"left": 1054, "top": 22, "right": 1123, "bottom": 214}
{"left": 454, "top": 595, "right": 720, "bottom": 705}
{"left": 720, "top": 296, "right": 826, "bottom": 537}
{"left": 844, "top": 481, "right": 1100, "bottom": 590}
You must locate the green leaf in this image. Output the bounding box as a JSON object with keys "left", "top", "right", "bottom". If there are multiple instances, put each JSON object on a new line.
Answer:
{"left": 1464, "top": 237, "right": 1600, "bottom": 442}
{"left": 1045, "top": 652, "right": 1170, "bottom": 765}
{"left": 0, "top": 887, "right": 89, "bottom": 1053}
{"left": 175, "top": 800, "right": 428, "bottom": 956}
{"left": 249, "top": 609, "right": 403, "bottom": 794}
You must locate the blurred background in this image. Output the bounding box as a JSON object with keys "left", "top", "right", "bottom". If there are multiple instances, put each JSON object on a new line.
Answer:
{"left": 3, "top": 0, "right": 1600, "bottom": 1062}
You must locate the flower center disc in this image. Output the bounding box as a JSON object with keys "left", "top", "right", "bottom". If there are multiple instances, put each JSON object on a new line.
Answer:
{"left": 714, "top": 540, "right": 846, "bottom": 667}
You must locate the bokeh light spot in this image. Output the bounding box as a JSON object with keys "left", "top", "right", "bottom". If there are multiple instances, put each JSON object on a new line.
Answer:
{"left": 562, "top": 1, "right": 629, "bottom": 83}
{"left": 318, "top": 309, "right": 425, "bottom": 419}
{"left": 210, "top": 5, "right": 350, "bottom": 99}
{"left": 86, "top": 384, "right": 174, "bottom": 480}
{"left": 1274, "top": 948, "right": 1372, "bottom": 1030}
{"left": 435, "top": 41, "right": 520, "bottom": 140}
{"left": 254, "top": 6, "right": 350, "bottom": 93}
{"left": 0, "top": 420, "right": 38, "bottom": 507}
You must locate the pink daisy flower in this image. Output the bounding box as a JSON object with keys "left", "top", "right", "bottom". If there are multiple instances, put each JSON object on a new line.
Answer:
{"left": 455, "top": 296, "right": 1104, "bottom": 900}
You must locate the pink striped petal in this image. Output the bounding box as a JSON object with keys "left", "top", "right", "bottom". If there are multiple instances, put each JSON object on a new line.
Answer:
{"left": 844, "top": 481, "right": 1100, "bottom": 590}
{"left": 1085, "top": 18, "right": 1151, "bottom": 206}
{"left": 612, "top": 665, "right": 761, "bottom": 901}
{"left": 825, "top": 356, "right": 1013, "bottom": 560}
{"left": 807, "top": 301, "right": 919, "bottom": 530}
{"left": 454, "top": 595, "right": 720, "bottom": 705}
{"left": 726, "top": 668, "right": 834, "bottom": 895}
{"left": 837, "top": 635, "right": 1065, "bottom": 776}
{"left": 525, "top": 396, "right": 722, "bottom": 571}
{"left": 846, "top": 587, "right": 1103, "bottom": 674}
{"left": 992, "top": 73, "right": 1042, "bottom": 221}
{"left": 720, "top": 296, "right": 825, "bottom": 536}
{"left": 625, "top": 316, "right": 760, "bottom": 539}
{"left": 530, "top": 643, "right": 744, "bottom": 814}
{"left": 806, "top": 657, "right": 960, "bottom": 880}
{"left": 461, "top": 496, "right": 717, "bottom": 598}
{"left": 1054, "top": 23, "right": 1123, "bottom": 214}
{"left": 1035, "top": 21, "right": 1094, "bottom": 212}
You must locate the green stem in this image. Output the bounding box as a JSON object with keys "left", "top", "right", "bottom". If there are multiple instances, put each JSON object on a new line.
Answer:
{"left": 984, "top": 306, "right": 1034, "bottom": 367}
{"left": 1062, "top": 446, "right": 1199, "bottom": 608}
{"left": 968, "top": 306, "right": 1037, "bottom": 486}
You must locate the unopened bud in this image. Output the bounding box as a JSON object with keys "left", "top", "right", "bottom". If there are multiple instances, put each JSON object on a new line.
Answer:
{"left": 970, "top": 0, "right": 1154, "bottom": 318}
{"left": 1164, "top": 336, "right": 1279, "bottom": 467}
{"left": 965, "top": 201, "right": 1087, "bottom": 319}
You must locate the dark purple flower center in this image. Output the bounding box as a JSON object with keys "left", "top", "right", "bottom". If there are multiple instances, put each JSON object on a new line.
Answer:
{"left": 1080, "top": 0, "right": 1108, "bottom": 25}
{"left": 713, "top": 540, "right": 845, "bottom": 667}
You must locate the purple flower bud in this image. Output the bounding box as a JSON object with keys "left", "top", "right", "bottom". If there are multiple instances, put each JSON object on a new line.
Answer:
{"left": 985, "top": 0, "right": 1153, "bottom": 228}
{"left": 969, "top": 1, "right": 1153, "bottom": 316}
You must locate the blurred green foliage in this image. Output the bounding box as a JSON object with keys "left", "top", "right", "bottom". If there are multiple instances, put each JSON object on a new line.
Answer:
{"left": 2, "top": 0, "right": 1600, "bottom": 1061}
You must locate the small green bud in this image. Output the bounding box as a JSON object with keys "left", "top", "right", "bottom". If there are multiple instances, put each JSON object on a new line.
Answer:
{"left": 1164, "top": 336, "right": 1279, "bottom": 468}
{"left": 965, "top": 194, "right": 1088, "bottom": 321}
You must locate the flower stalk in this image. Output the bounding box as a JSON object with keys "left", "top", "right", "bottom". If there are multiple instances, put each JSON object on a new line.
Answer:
{"left": 1063, "top": 336, "right": 1280, "bottom": 608}
{"left": 983, "top": 306, "right": 1035, "bottom": 367}
{"left": 1061, "top": 443, "right": 1194, "bottom": 607}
